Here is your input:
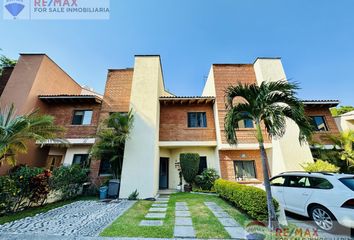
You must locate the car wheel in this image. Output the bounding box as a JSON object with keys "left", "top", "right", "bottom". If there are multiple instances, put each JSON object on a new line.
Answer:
{"left": 310, "top": 205, "right": 337, "bottom": 232}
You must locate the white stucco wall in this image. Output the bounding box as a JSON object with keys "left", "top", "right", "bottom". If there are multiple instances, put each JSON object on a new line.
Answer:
{"left": 253, "top": 58, "right": 314, "bottom": 175}
{"left": 119, "top": 56, "right": 163, "bottom": 199}
{"left": 334, "top": 111, "right": 354, "bottom": 131}
{"left": 62, "top": 146, "right": 91, "bottom": 166}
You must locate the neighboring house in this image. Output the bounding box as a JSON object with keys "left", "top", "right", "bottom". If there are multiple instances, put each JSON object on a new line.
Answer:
{"left": 98, "top": 55, "right": 340, "bottom": 198}
{"left": 334, "top": 110, "right": 354, "bottom": 131}
{"left": 0, "top": 54, "right": 102, "bottom": 175}
{"left": 0, "top": 54, "right": 341, "bottom": 199}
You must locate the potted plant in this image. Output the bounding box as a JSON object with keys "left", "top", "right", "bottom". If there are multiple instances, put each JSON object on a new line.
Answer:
{"left": 179, "top": 153, "right": 200, "bottom": 192}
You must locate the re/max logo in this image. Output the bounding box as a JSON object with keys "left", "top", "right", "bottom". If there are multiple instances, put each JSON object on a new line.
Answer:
{"left": 33, "top": 0, "right": 78, "bottom": 7}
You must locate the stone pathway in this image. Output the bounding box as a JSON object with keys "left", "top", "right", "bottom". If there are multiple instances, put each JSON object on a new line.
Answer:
{"left": 204, "top": 202, "right": 248, "bottom": 239}
{"left": 139, "top": 195, "right": 169, "bottom": 226}
{"left": 174, "top": 202, "right": 195, "bottom": 238}
{"left": 0, "top": 200, "right": 134, "bottom": 237}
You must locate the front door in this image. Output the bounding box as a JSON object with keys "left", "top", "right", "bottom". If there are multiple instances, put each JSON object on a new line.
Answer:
{"left": 46, "top": 155, "right": 63, "bottom": 171}
{"left": 159, "top": 157, "right": 169, "bottom": 189}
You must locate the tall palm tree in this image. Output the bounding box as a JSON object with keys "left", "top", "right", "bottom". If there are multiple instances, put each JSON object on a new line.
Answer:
{"left": 90, "top": 111, "right": 134, "bottom": 179}
{"left": 0, "top": 104, "right": 64, "bottom": 166}
{"left": 224, "top": 80, "right": 313, "bottom": 230}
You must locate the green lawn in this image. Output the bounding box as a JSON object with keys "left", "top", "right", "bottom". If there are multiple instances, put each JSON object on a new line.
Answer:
{"left": 100, "top": 192, "right": 250, "bottom": 239}
{"left": 0, "top": 195, "right": 98, "bottom": 225}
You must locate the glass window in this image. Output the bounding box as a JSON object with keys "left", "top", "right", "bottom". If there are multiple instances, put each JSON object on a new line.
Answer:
{"left": 198, "top": 156, "right": 207, "bottom": 174}
{"left": 99, "top": 157, "right": 112, "bottom": 175}
{"left": 72, "top": 154, "right": 89, "bottom": 167}
{"left": 287, "top": 176, "right": 310, "bottom": 188}
{"left": 339, "top": 177, "right": 354, "bottom": 191}
{"left": 270, "top": 176, "right": 287, "bottom": 186}
{"left": 234, "top": 160, "right": 256, "bottom": 180}
{"left": 188, "top": 112, "right": 207, "bottom": 128}
{"left": 238, "top": 119, "right": 254, "bottom": 128}
{"left": 72, "top": 110, "right": 93, "bottom": 125}
{"left": 308, "top": 177, "right": 333, "bottom": 189}
{"left": 310, "top": 116, "right": 328, "bottom": 131}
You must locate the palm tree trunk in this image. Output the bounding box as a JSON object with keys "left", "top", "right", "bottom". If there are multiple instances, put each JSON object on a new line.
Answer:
{"left": 256, "top": 122, "right": 279, "bottom": 230}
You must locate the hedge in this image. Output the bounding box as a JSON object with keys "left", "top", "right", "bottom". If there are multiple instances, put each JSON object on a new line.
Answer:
{"left": 214, "top": 179, "right": 279, "bottom": 221}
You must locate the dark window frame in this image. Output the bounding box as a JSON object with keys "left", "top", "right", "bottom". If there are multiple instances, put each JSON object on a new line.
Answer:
{"left": 233, "top": 160, "right": 257, "bottom": 180}
{"left": 309, "top": 116, "right": 329, "bottom": 132}
{"left": 72, "top": 109, "right": 93, "bottom": 125}
{"left": 187, "top": 112, "right": 207, "bottom": 128}
{"left": 198, "top": 156, "right": 208, "bottom": 174}
{"left": 72, "top": 154, "right": 89, "bottom": 168}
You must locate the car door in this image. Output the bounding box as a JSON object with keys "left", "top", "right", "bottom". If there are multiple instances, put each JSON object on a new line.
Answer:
{"left": 283, "top": 175, "right": 314, "bottom": 215}
{"left": 270, "top": 176, "right": 287, "bottom": 206}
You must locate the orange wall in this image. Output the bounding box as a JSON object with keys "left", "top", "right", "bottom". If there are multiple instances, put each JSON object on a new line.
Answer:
{"left": 159, "top": 102, "right": 216, "bottom": 141}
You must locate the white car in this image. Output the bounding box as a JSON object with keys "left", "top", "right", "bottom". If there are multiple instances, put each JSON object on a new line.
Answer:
{"left": 270, "top": 171, "right": 354, "bottom": 231}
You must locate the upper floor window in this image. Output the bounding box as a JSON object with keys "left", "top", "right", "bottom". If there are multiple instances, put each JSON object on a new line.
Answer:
{"left": 188, "top": 112, "right": 207, "bottom": 128}
{"left": 310, "top": 116, "right": 328, "bottom": 131}
{"left": 238, "top": 119, "right": 254, "bottom": 128}
{"left": 72, "top": 110, "right": 93, "bottom": 125}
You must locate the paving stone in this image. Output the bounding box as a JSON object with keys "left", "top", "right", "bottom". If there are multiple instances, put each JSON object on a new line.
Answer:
{"left": 149, "top": 207, "right": 167, "bottom": 212}
{"left": 152, "top": 203, "right": 168, "bottom": 207}
{"left": 155, "top": 200, "right": 168, "bottom": 203}
{"left": 139, "top": 220, "right": 163, "bottom": 226}
{"left": 175, "top": 205, "right": 189, "bottom": 211}
{"left": 218, "top": 217, "right": 240, "bottom": 227}
{"left": 175, "top": 211, "right": 190, "bottom": 217}
{"left": 174, "top": 226, "right": 196, "bottom": 238}
{"left": 156, "top": 198, "right": 169, "bottom": 201}
{"left": 224, "top": 226, "right": 248, "bottom": 239}
{"left": 204, "top": 201, "right": 217, "bottom": 206}
{"left": 208, "top": 205, "right": 224, "bottom": 212}
{"left": 175, "top": 202, "right": 187, "bottom": 206}
{"left": 175, "top": 217, "right": 193, "bottom": 226}
{"left": 213, "top": 211, "right": 230, "bottom": 218}
{"left": 145, "top": 213, "right": 166, "bottom": 219}
{"left": 0, "top": 200, "right": 134, "bottom": 237}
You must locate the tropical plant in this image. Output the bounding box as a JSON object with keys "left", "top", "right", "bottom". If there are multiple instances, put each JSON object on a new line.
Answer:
{"left": 302, "top": 160, "right": 340, "bottom": 173}
{"left": 0, "top": 104, "right": 64, "bottom": 166}
{"left": 195, "top": 168, "right": 219, "bottom": 191}
{"left": 180, "top": 153, "right": 200, "bottom": 186}
{"left": 224, "top": 81, "right": 313, "bottom": 229}
{"left": 330, "top": 105, "right": 354, "bottom": 117}
{"left": 0, "top": 52, "right": 17, "bottom": 76}
{"left": 128, "top": 189, "right": 139, "bottom": 200}
{"left": 90, "top": 111, "right": 134, "bottom": 179}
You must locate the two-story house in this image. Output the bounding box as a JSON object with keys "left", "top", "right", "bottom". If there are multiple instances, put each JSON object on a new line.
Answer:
{"left": 96, "top": 55, "right": 339, "bottom": 199}
{"left": 0, "top": 54, "right": 102, "bottom": 175}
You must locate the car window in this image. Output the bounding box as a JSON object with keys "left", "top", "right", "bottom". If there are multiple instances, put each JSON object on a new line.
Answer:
{"left": 270, "top": 176, "right": 286, "bottom": 186}
{"left": 287, "top": 176, "right": 310, "bottom": 188}
{"left": 339, "top": 177, "right": 354, "bottom": 191}
{"left": 308, "top": 177, "right": 333, "bottom": 189}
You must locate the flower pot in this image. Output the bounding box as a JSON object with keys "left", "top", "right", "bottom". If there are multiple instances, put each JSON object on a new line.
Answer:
{"left": 184, "top": 184, "right": 192, "bottom": 192}
{"left": 176, "top": 185, "right": 182, "bottom": 192}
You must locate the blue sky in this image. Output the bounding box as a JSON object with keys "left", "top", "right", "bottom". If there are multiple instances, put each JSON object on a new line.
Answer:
{"left": 1, "top": 0, "right": 353, "bottom": 105}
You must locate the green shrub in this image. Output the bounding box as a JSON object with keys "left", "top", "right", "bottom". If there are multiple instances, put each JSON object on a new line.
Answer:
{"left": 214, "top": 179, "right": 278, "bottom": 222}
{"left": 180, "top": 153, "right": 200, "bottom": 185}
{"left": 0, "top": 176, "right": 17, "bottom": 214}
{"left": 195, "top": 168, "right": 219, "bottom": 190}
{"left": 51, "top": 165, "right": 89, "bottom": 200}
{"left": 28, "top": 170, "right": 51, "bottom": 206}
{"left": 128, "top": 189, "right": 139, "bottom": 200}
{"left": 302, "top": 160, "right": 340, "bottom": 172}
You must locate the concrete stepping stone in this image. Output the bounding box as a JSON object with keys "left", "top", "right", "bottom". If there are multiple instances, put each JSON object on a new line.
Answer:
{"left": 218, "top": 217, "right": 240, "bottom": 227}
{"left": 176, "top": 202, "right": 187, "bottom": 206}
{"left": 174, "top": 226, "right": 196, "bottom": 238}
{"left": 145, "top": 213, "right": 166, "bottom": 219}
{"left": 155, "top": 200, "right": 168, "bottom": 203}
{"left": 149, "top": 207, "right": 167, "bottom": 212}
{"left": 213, "top": 211, "right": 230, "bottom": 218}
{"left": 152, "top": 203, "right": 167, "bottom": 207}
{"left": 156, "top": 198, "right": 169, "bottom": 201}
{"left": 175, "top": 217, "right": 193, "bottom": 226}
{"left": 225, "top": 226, "right": 248, "bottom": 239}
{"left": 139, "top": 220, "right": 163, "bottom": 226}
{"left": 204, "top": 201, "right": 217, "bottom": 206}
{"left": 208, "top": 205, "right": 224, "bottom": 212}
{"left": 175, "top": 205, "right": 189, "bottom": 211}
{"left": 175, "top": 211, "right": 191, "bottom": 217}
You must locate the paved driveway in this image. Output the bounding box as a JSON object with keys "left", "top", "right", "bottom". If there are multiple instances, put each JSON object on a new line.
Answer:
{"left": 0, "top": 200, "right": 134, "bottom": 239}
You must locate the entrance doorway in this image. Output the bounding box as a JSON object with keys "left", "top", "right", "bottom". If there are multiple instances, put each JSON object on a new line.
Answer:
{"left": 159, "top": 157, "right": 169, "bottom": 189}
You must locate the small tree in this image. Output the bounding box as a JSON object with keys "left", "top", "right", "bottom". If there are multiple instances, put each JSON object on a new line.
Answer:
{"left": 302, "top": 160, "right": 340, "bottom": 173}
{"left": 180, "top": 153, "right": 200, "bottom": 188}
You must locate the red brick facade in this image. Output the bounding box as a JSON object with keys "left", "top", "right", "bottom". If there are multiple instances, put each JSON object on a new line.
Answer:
{"left": 159, "top": 102, "right": 216, "bottom": 141}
